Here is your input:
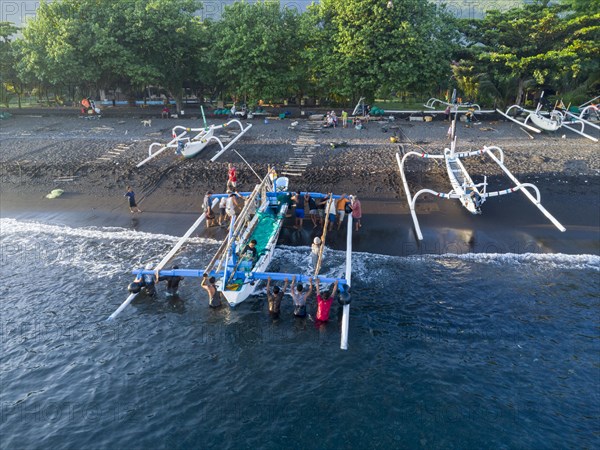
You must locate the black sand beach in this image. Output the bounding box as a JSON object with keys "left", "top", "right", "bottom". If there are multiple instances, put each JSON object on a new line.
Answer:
{"left": 1, "top": 107, "right": 599, "bottom": 256}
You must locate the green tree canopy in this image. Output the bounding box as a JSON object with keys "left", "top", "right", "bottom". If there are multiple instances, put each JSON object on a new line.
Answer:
{"left": 458, "top": 0, "right": 599, "bottom": 106}
{"left": 309, "top": 0, "right": 457, "bottom": 102}
{"left": 211, "top": 1, "right": 303, "bottom": 104}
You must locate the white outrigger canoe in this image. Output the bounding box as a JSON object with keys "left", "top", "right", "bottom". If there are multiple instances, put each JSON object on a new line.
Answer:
{"left": 496, "top": 92, "right": 598, "bottom": 142}
{"left": 397, "top": 120, "right": 565, "bottom": 240}
{"left": 137, "top": 118, "right": 252, "bottom": 167}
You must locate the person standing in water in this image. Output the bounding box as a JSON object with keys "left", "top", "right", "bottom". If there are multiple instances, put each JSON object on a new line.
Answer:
{"left": 290, "top": 276, "right": 312, "bottom": 318}
{"left": 266, "top": 276, "right": 289, "bottom": 318}
{"left": 311, "top": 237, "right": 321, "bottom": 267}
{"left": 158, "top": 265, "right": 184, "bottom": 296}
{"left": 201, "top": 274, "right": 221, "bottom": 308}
{"left": 315, "top": 278, "right": 338, "bottom": 323}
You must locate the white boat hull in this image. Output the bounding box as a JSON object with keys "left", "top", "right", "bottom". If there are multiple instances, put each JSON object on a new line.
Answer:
{"left": 219, "top": 177, "right": 290, "bottom": 306}
{"left": 445, "top": 149, "right": 482, "bottom": 214}
{"left": 529, "top": 112, "right": 561, "bottom": 131}
{"left": 181, "top": 128, "right": 214, "bottom": 158}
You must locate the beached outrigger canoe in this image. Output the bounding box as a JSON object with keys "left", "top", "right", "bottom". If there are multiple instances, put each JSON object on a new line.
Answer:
{"left": 137, "top": 118, "right": 252, "bottom": 167}
{"left": 397, "top": 120, "right": 566, "bottom": 240}
{"left": 424, "top": 89, "right": 481, "bottom": 112}
{"left": 496, "top": 92, "right": 599, "bottom": 142}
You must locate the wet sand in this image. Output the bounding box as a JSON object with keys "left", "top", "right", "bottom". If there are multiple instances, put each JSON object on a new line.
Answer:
{"left": 1, "top": 107, "right": 598, "bottom": 256}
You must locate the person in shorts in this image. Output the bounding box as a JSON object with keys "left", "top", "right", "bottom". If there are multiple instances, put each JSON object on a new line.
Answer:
{"left": 201, "top": 274, "right": 221, "bottom": 308}
{"left": 227, "top": 163, "right": 237, "bottom": 190}
{"left": 266, "top": 276, "right": 289, "bottom": 318}
{"left": 125, "top": 186, "right": 142, "bottom": 213}
{"left": 290, "top": 276, "right": 312, "bottom": 317}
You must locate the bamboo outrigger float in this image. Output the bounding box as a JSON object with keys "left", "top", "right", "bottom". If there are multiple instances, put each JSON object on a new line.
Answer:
{"left": 136, "top": 118, "right": 252, "bottom": 167}
{"left": 396, "top": 120, "right": 566, "bottom": 241}
{"left": 108, "top": 170, "right": 356, "bottom": 350}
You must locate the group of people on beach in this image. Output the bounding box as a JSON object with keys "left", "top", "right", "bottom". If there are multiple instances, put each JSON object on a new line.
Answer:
{"left": 322, "top": 110, "right": 356, "bottom": 129}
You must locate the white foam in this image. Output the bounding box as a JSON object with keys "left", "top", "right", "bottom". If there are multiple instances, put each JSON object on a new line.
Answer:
{"left": 430, "top": 252, "right": 600, "bottom": 271}
{"left": 0, "top": 218, "right": 218, "bottom": 245}
{"left": 276, "top": 244, "right": 600, "bottom": 272}
{"left": 0, "top": 218, "right": 220, "bottom": 277}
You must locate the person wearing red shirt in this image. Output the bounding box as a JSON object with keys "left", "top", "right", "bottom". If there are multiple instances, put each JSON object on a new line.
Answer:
{"left": 227, "top": 163, "right": 237, "bottom": 190}
{"left": 315, "top": 278, "right": 338, "bottom": 322}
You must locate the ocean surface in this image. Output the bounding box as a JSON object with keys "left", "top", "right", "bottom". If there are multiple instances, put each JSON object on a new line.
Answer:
{"left": 1, "top": 218, "right": 598, "bottom": 449}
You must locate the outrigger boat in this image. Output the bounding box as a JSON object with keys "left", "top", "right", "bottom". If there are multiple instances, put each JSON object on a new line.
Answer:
{"left": 205, "top": 176, "right": 291, "bottom": 306}
{"left": 397, "top": 120, "right": 566, "bottom": 240}
{"left": 108, "top": 170, "right": 356, "bottom": 350}
{"left": 424, "top": 89, "right": 481, "bottom": 112}
{"left": 137, "top": 118, "right": 252, "bottom": 167}
{"left": 496, "top": 92, "right": 599, "bottom": 142}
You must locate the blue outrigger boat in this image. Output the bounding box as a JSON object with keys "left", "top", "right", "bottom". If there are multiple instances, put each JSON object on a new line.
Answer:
{"left": 108, "top": 170, "right": 356, "bottom": 349}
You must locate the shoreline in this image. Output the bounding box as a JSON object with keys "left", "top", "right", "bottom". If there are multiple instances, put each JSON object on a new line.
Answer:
{"left": 1, "top": 112, "right": 598, "bottom": 257}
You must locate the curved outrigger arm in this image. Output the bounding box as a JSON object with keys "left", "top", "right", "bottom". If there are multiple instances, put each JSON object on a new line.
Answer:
{"left": 396, "top": 151, "right": 445, "bottom": 240}
{"left": 210, "top": 120, "right": 253, "bottom": 162}
{"left": 424, "top": 98, "right": 481, "bottom": 111}
{"left": 560, "top": 112, "right": 599, "bottom": 142}
{"left": 137, "top": 127, "right": 191, "bottom": 168}
{"left": 482, "top": 146, "right": 566, "bottom": 232}
{"left": 496, "top": 107, "right": 542, "bottom": 134}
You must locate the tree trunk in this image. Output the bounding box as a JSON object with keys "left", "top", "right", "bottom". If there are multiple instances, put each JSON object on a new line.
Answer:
{"left": 515, "top": 78, "right": 524, "bottom": 106}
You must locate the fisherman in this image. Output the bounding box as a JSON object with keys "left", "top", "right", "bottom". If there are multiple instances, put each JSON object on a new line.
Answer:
{"left": 266, "top": 276, "right": 289, "bottom": 318}
{"left": 176, "top": 139, "right": 185, "bottom": 156}
{"left": 470, "top": 190, "right": 483, "bottom": 210}
{"left": 201, "top": 274, "right": 221, "bottom": 308}
{"left": 307, "top": 193, "right": 318, "bottom": 228}
{"left": 240, "top": 239, "right": 258, "bottom": 264}
{"left": 326, "top": 196, "right": 337, "bottom": 231}
{"left": 134, "top": 263, "right": 156, "bottom": 296}
{"left": 293, "top": 192, "right": 305, "bottom": 229}
{"left": 336, "top": 194, "right": 350, "bottom": 230}
{"left": 350, "top": 195, "right": 362, "bottom": 232}
{"left": 219, "top": 193, "right": 228, "bottom": 226}
{"left": 291, "top": 276, "right": 312, "bottom": 318}
{"left": 226, "top": 191, "right": 240, "bottom": 219}
{"left": 202, "top": 191, "right": 216, "bottom": 227}
{"left": 158, "top": 265, "right": 184, "bottom": 297}
{"left": 268, "top": 165, "right": 278, "bottom": 183}
{"left": 311, "top": 237, "right": 321, "bottom": 267}
{"left": 315, "top": 278, "right": 338, "bottom": 323}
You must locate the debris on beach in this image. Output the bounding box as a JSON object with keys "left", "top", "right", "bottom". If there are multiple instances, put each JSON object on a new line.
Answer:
{"left": 46, "top": 189, "right": 64, "bottom": 199}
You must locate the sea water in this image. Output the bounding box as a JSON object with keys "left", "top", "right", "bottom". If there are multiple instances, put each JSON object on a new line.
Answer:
{"left": 1, "top": 218, "right": 598, "bottom": 449}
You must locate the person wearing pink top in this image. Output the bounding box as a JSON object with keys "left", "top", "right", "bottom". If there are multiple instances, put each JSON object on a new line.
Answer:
{"left": 350, "top": 195, "right": 362, "bottom": 232}
{"left": 315, "top": 278, "right": 338, "bottom": 322}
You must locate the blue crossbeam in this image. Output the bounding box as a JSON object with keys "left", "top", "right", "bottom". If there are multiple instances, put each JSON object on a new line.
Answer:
{"left": 132, "top": 269, "right": 348, "bottom": 289}
{"left": 207, "top": 191, "right": 344, "bottom": 200}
